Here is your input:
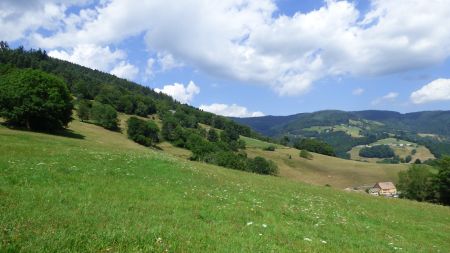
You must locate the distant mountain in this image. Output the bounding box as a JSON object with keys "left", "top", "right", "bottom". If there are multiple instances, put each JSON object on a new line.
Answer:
{"left": 232, "top": 110, "right": 450, "bottom": 158}
{"left": 233, "top": 110, "right": 450, "bottom": 137}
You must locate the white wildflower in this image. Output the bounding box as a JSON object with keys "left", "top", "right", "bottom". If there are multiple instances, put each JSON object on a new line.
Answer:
{"left": 262, "top": 224, "right": 267, "bottom": 228}
{"left": 246, "top": 222, "right": 253, "bottom": 226}
{"left": 304, "top": 238, "right": 312, "bottom": 242}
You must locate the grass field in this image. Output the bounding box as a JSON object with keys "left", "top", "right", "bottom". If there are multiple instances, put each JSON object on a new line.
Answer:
{"left": 1, "top": 120, "right": 449, "bottom": 252}
{"left": 349, "top": 138, "right": 435, "bottom": 163}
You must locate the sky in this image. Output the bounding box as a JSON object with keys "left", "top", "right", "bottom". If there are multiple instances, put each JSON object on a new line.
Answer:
{"left": 1, "top": 0, "right": 450, "bottom": 117}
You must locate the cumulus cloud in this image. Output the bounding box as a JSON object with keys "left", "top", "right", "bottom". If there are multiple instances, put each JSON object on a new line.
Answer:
{"left": 410, "top": 79, "right": 450, "bottom": 104}
{"left": 8, "top": 0, "right": 450, "bottom": 96}
{"left": 110, "top": 61, "right": 139, "bottom": 80}
{"left": 48, "top": 44, "right": 126, "bottom": 72}
{"left": 371, "top": 92, "right": 399, "bottom": 105}
{"left": 199, "top": 103, "right": 264, "bottom": 117}
{"left": 154, "top": 81, "right": 200, "bottom": 104}
{"left": 0, "top": 0, "right": 92, "bottom": 41}
{"left": 48, "top": 44, "right": 139, "bottom": 79}
{"left": 352, "top": 88, "right": 364, "bottom": 95}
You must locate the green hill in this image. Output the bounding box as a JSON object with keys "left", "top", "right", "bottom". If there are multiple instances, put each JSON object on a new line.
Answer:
{"left": 233, "top": 110, "right": 450, "bottom": 159}
{"left": 1, "top": 118, "right": 450, "bottom": 252}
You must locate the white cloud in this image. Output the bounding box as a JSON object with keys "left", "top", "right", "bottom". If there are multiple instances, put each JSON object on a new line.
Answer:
{"left": 352, "top": 88, "right": 364, "bottom": 95}
{"left": 156, "top": 52, "right": 183, "bottom": 71}
{"left": 110, "top": 61, "right": 139, "bottom": 80}
{"left": 0, "top": 0, "right": 92, "bottom": 41}
{"left": 9, "top": 0, "right": 450, "bottom": 96}
{"left": 199, "top": 103, "right": 264, "bottom": 117}
{"left": 371, "top": 92, "right": 399, "bottom": 105}
{"left": 154, "top": 81, "right": 200, "bottom": 104}
{"left": 410, "top": 78, "right": 450, "bottom": 104}
{"left": 48, "top": 44, "right": 126, "bottom": 72}
{"left": 145, "top": 58, "right": 155, "bottom": 77}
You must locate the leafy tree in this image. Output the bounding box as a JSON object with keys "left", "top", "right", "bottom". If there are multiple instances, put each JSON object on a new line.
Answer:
{"left": 186, "top": 133, "right": 215, "bottom": 161}
{"left": 207, "top": 128, "right": 219, "bottom": 142}
{"left": 299, "top": 150, "right": 313, "bottom": 159}
{"left": 221, "top": 125, "right": 240, "bottom": 143}
{"left": 411, "top": 149, "right": 417, "bottom": 155}
{"left": 0, "top": 68, "right": 72, "bottom": 131}
{"left": 161, "top": 116, "right": 180, "bottom": 141}
{"left": 397, "top": 165, "right": 436, "bottom": 202}
{"left": 435, "top": 156, "right": 450, "bottom": 205}
{"left": 414, "top": 159, "right": 422, "bottom": 164}
{"left": 280, "top": 136, "right": 290, "bottom": 146}
{"left": 359, "top": 145, "right": 395, "bottom": 158}
{"left": 405, "top": 155, "right": 412, "bottom": 163}
{"left": 127, "top": 117, "right": 160, "bottom": 146}
{"left": 77, "top": 99, "right": 91, "bottom": 122}
{"left": 90, "top": 102, "right": 119, "bottom": 131}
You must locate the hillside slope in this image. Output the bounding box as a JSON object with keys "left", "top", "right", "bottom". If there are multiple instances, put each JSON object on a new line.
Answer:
{"left": 1, "top": 120, "right": 449, "bottom": 252}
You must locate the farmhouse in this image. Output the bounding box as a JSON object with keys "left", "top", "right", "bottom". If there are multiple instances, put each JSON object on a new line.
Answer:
{"left": 369, "top": 182, "right": 397, "bottom": 197}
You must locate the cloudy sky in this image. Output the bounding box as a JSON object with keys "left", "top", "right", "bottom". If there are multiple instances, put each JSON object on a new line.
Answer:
{"left": 2, "top": 0, "right": 450, "bottom": 117}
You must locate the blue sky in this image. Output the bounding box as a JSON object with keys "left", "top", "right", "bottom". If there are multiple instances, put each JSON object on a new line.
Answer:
{"left": 2, "top": 0, "right": 450, "bottom": 116}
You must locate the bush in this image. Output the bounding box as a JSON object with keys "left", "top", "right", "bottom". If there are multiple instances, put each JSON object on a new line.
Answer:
{"left": 263, "top": 145, "right": 276, "bottom": 151}
{"left": 294, "top": 138, "right": 335, "bottom": 156}
{"left": 0, "top": 68, "right": 73, "bottom": 131}
{"left": 359, "top": 145, "right": 395, "bottom": 158}
{"left": 90, "top": 102, "right": 119, "bottom": 131}
{"left": 299, "top": 150, "right": 313, "bottom": 159}
{"left": 127, "top": 117, "right": 160, "bottom": 147}
{"left": 248, "top": 156, "right": 278, "bottom": 175}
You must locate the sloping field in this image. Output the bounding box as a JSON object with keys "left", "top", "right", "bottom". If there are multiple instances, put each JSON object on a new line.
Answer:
{"left": 241, "top": 135, "right": 406, "bottom": 188}
{"left": 1, "top": 121, "right": 449, "bottom": 252}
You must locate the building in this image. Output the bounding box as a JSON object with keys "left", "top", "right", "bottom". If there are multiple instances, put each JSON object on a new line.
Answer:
{"left": 370, "top": 182, "right": 397, "bottom": 196}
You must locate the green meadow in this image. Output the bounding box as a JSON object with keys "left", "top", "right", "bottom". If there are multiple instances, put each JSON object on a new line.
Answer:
{"left": 1, "top": 121, "right": 449, "bottom": 252}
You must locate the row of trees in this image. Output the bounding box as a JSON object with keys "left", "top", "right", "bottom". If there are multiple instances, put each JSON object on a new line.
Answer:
{"left": 157, "top": 115, "right": 278, "bottom": 175}
{"left": 293, "top": 138, "right": 336, "bottom": 156}
{"left": 397, "top": 156, "right": 450, "bottom": 205}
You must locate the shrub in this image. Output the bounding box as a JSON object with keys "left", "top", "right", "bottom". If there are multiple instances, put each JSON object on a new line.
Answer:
{"left": 0, "top": 68, "right": 73, "bottom": 131}
{"left": 299, "top": 150, "right": 313, "bottom": 159}
{"left": 90, "top": 102, "right": 119, "bottom": 131}
{"left": 127, "top": 117, "right": 160, "bottom": 147}
{"left": 263, "top": 145, "right": 276, "bottom": 151}
{"left": 359, "top": 145, "right": 395, "bottom": 158}
{"left": 248, "top": 156, "right": 278, "bottom": 175}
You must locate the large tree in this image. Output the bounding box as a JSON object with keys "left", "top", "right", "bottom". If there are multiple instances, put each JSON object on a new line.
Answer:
{"left": 0, "top": 68, "right": 73, "bottom": 131}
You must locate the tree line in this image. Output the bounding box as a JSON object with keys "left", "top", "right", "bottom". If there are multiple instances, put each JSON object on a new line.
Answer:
{"left": 397, "top": 156, "right": 450, "bottom": 206}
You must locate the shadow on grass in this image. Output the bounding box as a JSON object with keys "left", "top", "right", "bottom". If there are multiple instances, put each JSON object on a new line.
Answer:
{"left": 1, "top": 122, "right": 85, "bottom": 140}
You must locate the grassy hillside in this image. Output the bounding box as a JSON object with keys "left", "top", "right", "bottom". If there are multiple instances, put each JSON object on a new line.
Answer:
{"left": 239, "top": 136, "right": 407, "bottom": 188}
{"left": 2, "top": 120, "right": 449, "bottom": 252}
